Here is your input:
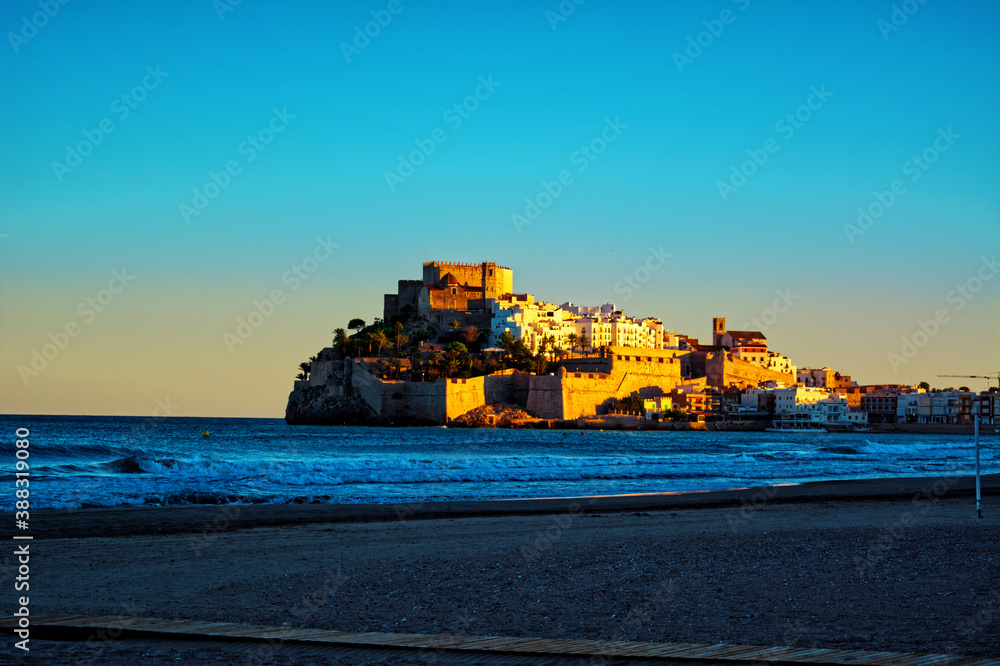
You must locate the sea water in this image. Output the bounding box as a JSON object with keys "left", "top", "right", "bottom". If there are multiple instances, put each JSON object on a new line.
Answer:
{"left": 1, "top": 415, "right": 996, "bottom": 509}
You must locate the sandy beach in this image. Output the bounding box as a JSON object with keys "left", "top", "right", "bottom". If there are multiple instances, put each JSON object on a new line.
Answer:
{"left": 12, "top": 475, "right": 1000, "bottom": 664}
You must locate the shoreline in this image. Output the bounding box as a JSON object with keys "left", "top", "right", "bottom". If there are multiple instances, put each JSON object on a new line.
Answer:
{"left": 16, "top": 473, "right": 1000, "bottom": 661}
{"left": 18, "top": 473, "right": 1000, "bottom": 540}
{"left": 289, "top": 415, "right": 1000, "bottom": 434}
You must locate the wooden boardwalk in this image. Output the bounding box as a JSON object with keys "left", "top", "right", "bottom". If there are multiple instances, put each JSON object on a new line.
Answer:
{"left": 3, "top": 615, "right": 995, "bottom": 665}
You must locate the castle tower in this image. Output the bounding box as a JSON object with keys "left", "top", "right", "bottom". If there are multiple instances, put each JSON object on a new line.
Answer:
{"left": 712, "top": 317, "right": 726, "bottom": 346}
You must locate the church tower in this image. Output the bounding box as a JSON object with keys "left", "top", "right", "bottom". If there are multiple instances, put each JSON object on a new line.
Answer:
{"left": 712, "top": 317, "right": 726, "bottom": 346}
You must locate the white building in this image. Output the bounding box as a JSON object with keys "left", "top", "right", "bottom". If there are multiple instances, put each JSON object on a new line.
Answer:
{"left": 492, "top": 296, "right": 668, "bottom": 354}
{"left": 774, "top": 386, "right": 833, "bottom": 413}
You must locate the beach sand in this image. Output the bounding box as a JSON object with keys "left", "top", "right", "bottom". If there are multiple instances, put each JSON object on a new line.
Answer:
{"left": 14, "top": 475, "right": 1000, "bottom": 664}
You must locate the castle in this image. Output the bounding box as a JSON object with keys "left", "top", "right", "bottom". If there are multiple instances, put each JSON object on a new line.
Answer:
{"left": 383, "top": 261, "right": 514, "bottom": 324}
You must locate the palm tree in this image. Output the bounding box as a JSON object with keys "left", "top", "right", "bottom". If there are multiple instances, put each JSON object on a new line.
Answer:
{"left": 389, "top": 358, "right": 404, "bottom": 379}
{"left": 370, "top": 330, "right": 390, "bottom": 356}
{"left": 448, "top": 319, "right": 462, "bottom": 339}
{"left": 298, "top": 361, "right": 311, "bottom": 380}
{"left": 577, "top": 334, "right": 591, "bottom": 356}
{"left": 566, "top": 333, "right": 579, "bottom": 357}
{"left": 295, "top": 371, "right": 307, "bottom": 381}
{"left": 395, "top": 332, "right": 410, "bottom": 353}
{"left": 333, "top": 327, "right": 348, "bottom": 350}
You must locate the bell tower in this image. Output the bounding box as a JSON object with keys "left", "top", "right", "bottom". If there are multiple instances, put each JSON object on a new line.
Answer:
{"left": 712, "top": 317, "right": 726, "bottom": 346}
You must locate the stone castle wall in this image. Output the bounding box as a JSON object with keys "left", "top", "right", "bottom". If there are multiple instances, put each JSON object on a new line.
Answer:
{"left": 706, "top": 352, "right": 795, "bottom": 388}
{"left": 350, "top": 361, "right": 522, "bottom": 423}
{"left": 528, "top": 347, "right": 683, "bottom": 419}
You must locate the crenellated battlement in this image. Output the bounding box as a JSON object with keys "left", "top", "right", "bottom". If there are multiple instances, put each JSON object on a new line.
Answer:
{"left": 423, "top": 261, "right": 511, "bottom": 271}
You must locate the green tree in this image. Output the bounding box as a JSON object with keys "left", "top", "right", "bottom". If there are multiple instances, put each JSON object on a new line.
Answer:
{"left": 370, "top": 330, "right": 390, "bottom": 356}
{"left": 614, "top": 394, "right": 644, "bottom": 414}
{"left": 566, "top": 333, "right": 579, "bottom": 357}
{"left": 333, "top": 327, "right": 348, "bottom": 350}
{"left": 444, "top": 341, "right": 468, "bottom": 357}
{"left": 395, "top": 331, "right": 410, "bottom": 353}
{"left": 918, "top": 381, "right": 930, "bottom": 391}
{"left": 497, "top": 330, "right": 516, "bottom": 351}
{"left": 348, "top": 318, "right": 366, "bottom": 332}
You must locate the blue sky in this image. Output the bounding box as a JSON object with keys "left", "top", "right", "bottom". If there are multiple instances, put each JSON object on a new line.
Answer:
{"left": 2, "top": 0, "right": 998, "bottom": 416}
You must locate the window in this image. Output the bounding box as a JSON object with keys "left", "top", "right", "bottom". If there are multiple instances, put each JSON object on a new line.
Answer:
{"left": 451, "top": 288, "right": 457, "bottom": 295}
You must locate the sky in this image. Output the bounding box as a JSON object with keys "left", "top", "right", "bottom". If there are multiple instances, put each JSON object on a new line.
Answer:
{"left": 2, "top": 0, "right": 998, "bottom": 418}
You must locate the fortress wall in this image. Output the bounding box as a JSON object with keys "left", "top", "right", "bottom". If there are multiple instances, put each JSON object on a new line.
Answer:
{"left": 561, "top": 357, "right": 683, "bottom": 419}
{"left": 309, "top": 360, "right": 338, "bottom": 387}
{"left": 496, "top": 268, "right": 513, "bottom": 296}
{"left": 526, "top": 373, "right": 565, "bottom": 419}
{"left": 383, "top": 294, "right": 398, "bottom": 323}
{"left": 423, "top": 262, "right": 512, "bottom": 299}
{"left": 424, "top": 262, "right": 486, "bottom": 288}
{"left": 443, "top": 371, "right": 520, "bottom": 420}
{"left": 351, "top": 361, "right": 447, "bottom": 422}
{"left": 706, "top": 353, "right": 795, "bottom": 388}
{"left": 524, "top": 352, "right": 684, "bottom": 419}
{"left": 397, "top": 280, "right": 423, "bottom": 312}
{"left": 443, "top": 377, "right": 486, "bottom": 421}
{"left": 484, "top": 371, "right": 519, "bottom": 404}
{"left": 513, "top": 371, "right": 531, "bottom": 405}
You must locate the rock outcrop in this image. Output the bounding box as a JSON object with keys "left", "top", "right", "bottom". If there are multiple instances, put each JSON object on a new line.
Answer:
{"left": 451, "top": 403, "right": 533, "bottom": 427}
{"left": 284, "top": 385, "right": 375, "bottom": 425}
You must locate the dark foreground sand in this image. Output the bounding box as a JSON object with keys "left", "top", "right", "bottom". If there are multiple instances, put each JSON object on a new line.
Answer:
{"left": 9, "top": 475, "right": 1000, "bottom": 664}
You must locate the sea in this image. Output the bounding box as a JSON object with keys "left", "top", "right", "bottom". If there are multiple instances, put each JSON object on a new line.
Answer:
{"left": 2, "top": 415, "right": 998, "bottom": 510}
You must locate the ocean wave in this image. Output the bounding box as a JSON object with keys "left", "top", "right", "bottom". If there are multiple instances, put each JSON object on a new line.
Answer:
{"left": 76, "top": 454, "right": 786, "bottom": 487}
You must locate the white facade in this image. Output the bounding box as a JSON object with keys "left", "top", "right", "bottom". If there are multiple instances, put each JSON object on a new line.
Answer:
{"left": 492, "top": 296, "right": 667, "bottom": 354}
{"left": 774, "top": 387, "right": 833, "bottom": 413}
